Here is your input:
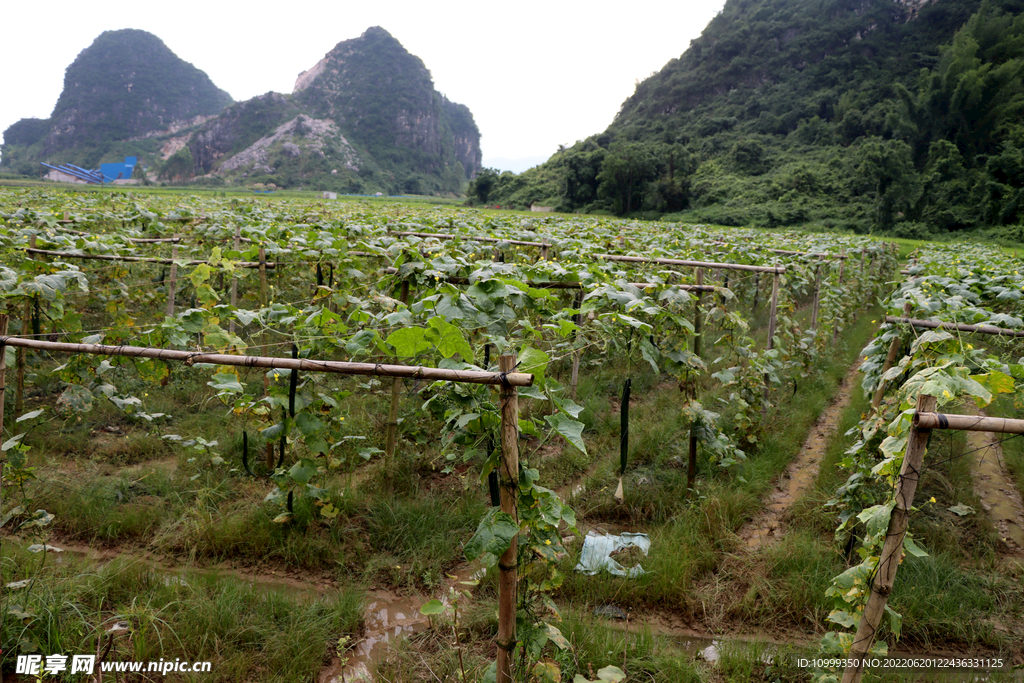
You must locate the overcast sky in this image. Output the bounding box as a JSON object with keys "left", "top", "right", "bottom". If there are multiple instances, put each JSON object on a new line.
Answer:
{"left": 1, "top": 0, "right": 726, "bottom": 171}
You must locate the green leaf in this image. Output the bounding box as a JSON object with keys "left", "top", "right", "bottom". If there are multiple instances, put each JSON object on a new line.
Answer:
{"left": 464, "top": 508, "right": 518, "bottom": 561}
{"left": 419, "top": 599, "right": 445, "bottom": 616}
{"left": 544, "top": 412, "right": 587, "bottom": 454}
{"left": 289, "top": 459, "right": 319, "bottom": 485}
{"left": 386, "top": 327, "right": 430, "bottom": 358}
{"left": 903, "top": 535, "right": 928, "bottom": 558}
{"left": 518, "top": 346, "right": 549, "bottom": 389}
{"left": 948, "top": 503, "right": 975, "bottom": 516}
{"left": 208, "top": 370, "right": 243, "bottom": 394}
{"left": 1, "top": 434, "right": 26, "bottom": 451}
{"left": 596, "top": 666, "right": 626, "bottom": 682}
{"left": 425, "top": 316, "right": 474, "bottom": 361}
{"left": 827, "top": 610, "right": 859, "bottom": 628}
{"left": 16, "top": 409, "right": 45, "bottom": 423}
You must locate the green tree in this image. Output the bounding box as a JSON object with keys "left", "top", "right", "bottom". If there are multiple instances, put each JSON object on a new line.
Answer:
{"left": 597, "top": 142, "right": 659, "bottom": 214}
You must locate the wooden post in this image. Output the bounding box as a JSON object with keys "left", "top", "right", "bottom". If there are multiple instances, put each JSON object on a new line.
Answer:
{"left": 752, "top": 273, "right": 761, "bottom": 315}
{"left": 165, "top": 234, "right": 180, "bottom": 317}
{"left": 841, "top": 393, "right": 937, "bottom": 683}
{"left": 570, "top": 291, "right": 583, "bottom": 399}
{"left": 541, "top": 243, "right": 550, "bottom": 261}
{"left": 871, "top": 302, "right": 913, "bottom": 409}
{"left": 17, "top": 240, "right": 38, "bottom": 418}
{"left": 258, "top": 246, "right": 269, "bottom": 307}
{"left": 763, "top": 272, "right": 780, "bottom": 410}
{"left": 496, "top": 354, "right": 520, "bottom": 683}
{"left": 0, "top": 314, "right": 6, "bottom": 614}
{"left": 811, "top": 261, "right": 822, "bottom": 331}
{"left": 834, "top": 254, "right": 846, "bottom": 345}
{"left": 259, "top": 245, "right": 272, "bottom": 466}
{"left": 693, "top": 268, "right": 704, "bottom": 359}
{"left": 384, "top": 281, "right": 410, "bottom": 464}
{"left": 228, "top": 225, "right": 240, "bottom": 335}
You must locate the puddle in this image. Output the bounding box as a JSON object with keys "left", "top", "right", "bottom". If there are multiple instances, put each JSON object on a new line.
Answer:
{"left": 320, "top": 562, "right": 486, "bottom": 683}
{"left": 965, "top": 413, "right": 1024, "bottom": 554}
{"left": 739, "top": 359, "right": 862, "bottom": 549}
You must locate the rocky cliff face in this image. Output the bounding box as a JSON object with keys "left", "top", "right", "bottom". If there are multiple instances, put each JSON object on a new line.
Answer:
{"left": 3, "top": 26, "right": 480, "bottom": 195}
{"left": 292, "top": 26, "right": 481, "bottom": 190}
{"left": 43, "top": 29, "right": 232, "bottom": 154}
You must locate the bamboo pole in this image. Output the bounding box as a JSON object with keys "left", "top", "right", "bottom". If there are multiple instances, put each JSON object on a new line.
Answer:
{"left": 810, "top": 262, "right": 822, "bottom": 331}
{"left": 25, "top": 248, "right": 273, "bottom": 268}
{"left": 693, "top": 269, "right": 704, "bottom": 359}
{"left": 165, "top": 235, "right": 179, "bottom": 317}
{"left": 883, "top": 316, "right": 1024, "bottom": 338}
{"left": 0, "top": 315, "right": 6, "bottom": 617}
{"left": 541, "top": 243, "right": 550, "bottom": 260}
{"left": 763, "top": 272, "right": 780, "bottom": 411}
{"left": 709, "top": 241, "right": 848, "bottom": 259}
{"left": 381, "top": 268, "right": 718, "bottom": 291}
{"left": 17, "top": 239, "right": 39, "bottom": 418}
{"left": 0, "top": 336, "right": 534, "bottom": 387}
{"left": 570, "top": 291, "right": 583, "bottom": 399}
{"left": 496, "top": 354, "right": 520, "bottom": 683}
{"left": 872, "top": 303, "right": 913, "bottom": 409}
{"left": 597, "top": 253, "right": 786, "bottom": 275}
{"left": 228, "top": 225, "right": 240, "bottom": 335}
{"left": 384, "top": 281, "right": 411, "bottom": 464}
{"left": 914, "top": 411, "right": 1024, "bottom": 434}
{"left": 842, "top": 393, "right": 936, "bottom": 683}
{"left": 390, "top": 230, "right": 549, "bottom": 248}
{"left": 259, "top": 247, "right": 269, "bottom": 307}
{"left": 834, "top": 254, "right": 846, "bottom": 345}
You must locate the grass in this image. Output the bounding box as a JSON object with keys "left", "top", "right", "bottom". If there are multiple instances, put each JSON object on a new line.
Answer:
{"left": 0, "top": 545, "right": 363, "bottom": 682}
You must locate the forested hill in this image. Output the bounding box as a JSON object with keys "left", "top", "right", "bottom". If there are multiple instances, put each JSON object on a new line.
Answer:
{"left": 1, "top": 27, "right": 481, "bottom": 196}
{"left": 2, "top": 29, "right": 232, "bottom": 171}
{"left": 476, "top": 0, "right": 1024, "bottom": 240}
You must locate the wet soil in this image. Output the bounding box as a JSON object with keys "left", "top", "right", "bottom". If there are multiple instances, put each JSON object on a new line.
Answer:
{"left": 964, "top": 409, "right": 1024, "bottom": 555}
{"left": 738, "top": 359, "right": 862, "bottom": 549}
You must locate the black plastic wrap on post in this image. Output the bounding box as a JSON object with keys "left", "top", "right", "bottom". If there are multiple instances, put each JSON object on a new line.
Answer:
{"left": 620, "top": 378, "right": 631, "bottom": 475}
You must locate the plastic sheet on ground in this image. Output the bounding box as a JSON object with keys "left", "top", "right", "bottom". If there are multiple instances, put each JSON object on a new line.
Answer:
{"left": 574, "top": 531, "right": 651, "bottom": 578}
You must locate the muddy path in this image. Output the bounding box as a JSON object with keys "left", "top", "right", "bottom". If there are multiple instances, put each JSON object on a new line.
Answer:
{"left": 737, "top": 357, "right": 863, "bottom": 550}
{"left": 964, "top": 411, "right": 1024, "bottom": 556}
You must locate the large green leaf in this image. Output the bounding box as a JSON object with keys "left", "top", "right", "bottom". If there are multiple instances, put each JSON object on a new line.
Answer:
{"left": 464, "top": 508, "right": 518, "bottom": 561}
{"left": 544, "top": 413, "right": 587, "bottom": 454}
{"left": 425, "top": 316, "right": 473, "bottom": 361}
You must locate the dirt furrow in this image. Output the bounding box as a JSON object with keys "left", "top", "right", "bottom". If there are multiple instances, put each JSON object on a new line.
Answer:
{"left": 738, "top": 359, "right": 862, "bottom": 550}
{"left": 964, "top": 412, "right": 1024, "bottom": 555}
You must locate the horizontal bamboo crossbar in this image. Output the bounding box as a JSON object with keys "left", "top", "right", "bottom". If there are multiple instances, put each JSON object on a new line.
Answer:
{"left": 25, "top": 248, "right": 276, "bottom": 269}
{"left": 595, "top": 253, "right": 786, "bottom": 274}
{"left": 389, "top": 230, "right": 550, "bottom": 248}
{"left": 380, "top": 267, "right": 720, "bottom": 291}
{"left": 914, "top": 411, "right": 1024, "bottom": 434}
{"left": 885, "top": 315, "right": 1024, "bottom": 338}
{"left": 0, "top": 336, "right": 533, "bottom": 387}
{"left": 709, "top": 241, "right": 847, "bottom": 259}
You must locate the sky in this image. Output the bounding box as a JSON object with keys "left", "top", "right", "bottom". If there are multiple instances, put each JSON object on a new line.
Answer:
{"left": 0, "top": 0, "right": 726, "bottom": 172}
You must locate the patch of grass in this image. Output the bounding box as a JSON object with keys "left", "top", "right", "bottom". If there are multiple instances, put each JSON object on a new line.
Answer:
{"left": 0, "top": 547, "right": 363, "bottom": 682}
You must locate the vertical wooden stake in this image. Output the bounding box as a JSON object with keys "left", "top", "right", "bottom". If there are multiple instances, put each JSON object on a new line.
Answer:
{"left": 688, "top": 424, "right": 698, "bottom": 494}
{"left": 841, "top": 393, "right": 936, "bottom": 683}
{"left": 752, "top": 273, "right": 761, "bottom": 315}
{"left": 763, "top": 272, "right": 780, "bottom": 411}
{"left": 811, "top": 261, "right": 822, "bottom": 331}
{"left": 871, "top": 302, "right": 913, "bottom": 409}
{"left": 384, "top": 281, "right": 411, "bottom": 464}
{"left": 228, "top": 225, "right": 240, "bottom": 334}
{"left": 17, "top": 240, "right": 38, "bottom": 418}
{"left": 496, "top": 354, "right": 520, "bottom": 683}
{"left": 165, "top": 234, "right": 180, "bottom": 317}
{"left": 693, "top": 268, "right": 705, "bottom": 359}
{"left": 258, "top": 246, "right": 269, "bottom": 308}
{"left": 834, "top": 254, "right": 846, "bottom": 345}
{"left": 541, "top": 243, "right": 549, "bottom": 261}
{"left": 0, "top": 314, "right": 7, "bottom": 614}
{"left": 570, "top": 291, "right": 583, "bottom": 399}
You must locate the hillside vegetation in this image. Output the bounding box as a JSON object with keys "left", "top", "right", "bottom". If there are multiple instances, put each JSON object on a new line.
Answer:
{"left": 477, "top": 0, "right": 1024, "bottom": 240}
